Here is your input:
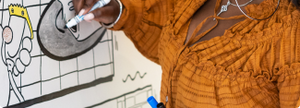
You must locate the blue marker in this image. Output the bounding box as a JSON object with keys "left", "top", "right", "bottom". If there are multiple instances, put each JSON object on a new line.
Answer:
{"left": 147, "top": 96, "right": 158, "bottom": 108}
{"left": 147, "top": 96, "right": 166, "bottom": 108}
{"left": 64, "top": 0, "right": 111, "bottom": 28}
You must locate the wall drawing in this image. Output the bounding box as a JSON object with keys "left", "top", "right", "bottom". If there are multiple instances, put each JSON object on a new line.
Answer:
{"left": 1, "top": 4, "right": 33, "bottom": 105}
{"left": 122, "top": 71, "right": 147, "bottom": 83}
{"left": 37, "top": 0, "right": 107, "bottom": 60}
{"left": 0, "top": 0, "right": 161, "bottom": 108}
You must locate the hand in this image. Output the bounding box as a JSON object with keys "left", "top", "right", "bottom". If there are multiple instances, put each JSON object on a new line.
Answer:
{"left": 72, "top": 0, "right": 120, "bottom": 24}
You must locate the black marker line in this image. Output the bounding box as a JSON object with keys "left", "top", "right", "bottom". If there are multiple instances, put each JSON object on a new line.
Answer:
{"left": 55, "top": 9, "right": 65, "bottom": 33}
{"left": 20, "top": 70, "right": 78, "bottom": 89}
{"left": 6, "top": 86, "right": 11, "bottom": 106}
{"left": 0, "top": 3, "right": 49, "bottom": 11}
{"left": 129, "top": 102, "right": 148, "bottom": 108}
{"left": 112, "top": 31, "right": 115, "bottom": 75}
{"left": 1, "top": 0, "right": 4, "bottom": 24}
{"left": 76, "top": 27, "right": 104, "bottom": 42}
{"left": 76, "top": 57, "right": 79, "bottom": 85}
{"left": 92, "top": 49, "right": 96, "bottom": 79}
{"left": 124, "top": 95, "right": 126, "bottom": 108}
{"left": 31, "top": 54, "right": 45, "bottom": 58}
{"left": 0, "top": 8, "right": 8, "bottom": 11}
{"left": 5, "top": 75, "right": 114, "bottom": 108}
{"left": 106, "top": 31, "right": 113, "bottom": 75}
{"left": 19, "top": 62, "right": 113, "bottom": 89}
{"left": 39, "top": 0, "right": 42, "bottom": 96}
{"left": 20, "top": 74, "right": 21, "bottom": 95}
{"left": 25, "top": 3, "right": 48, "bottom": 8}
{"left": 59, "top": 61, "right": 61, "bottom": 89}
{"left": 37, "top": 0, "right": 106, "bottom": 60}
{"left": 114, "top": 35, "right": 118, "bottom": 50}
{"left": 1, "top": 38, "right": 7, "bottom": 65}
{"left": 39, "top": 0, "right": 41, "bottom": 16}
{"left": 40, "top": 46, "right": 42, "bottom": 95}
{"left": 6, "top": 22, "right": 25, "bottom": 59}
{"left": 99, "top": 39, "right": 112, "bottom": 44}
{"left": 9, "top": 75, "right": 21, "bottom": 102}
{"left": 122, "top": 71, "right": 147, "bottom": 83}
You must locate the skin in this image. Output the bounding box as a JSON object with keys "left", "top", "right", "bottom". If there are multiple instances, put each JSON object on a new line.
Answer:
{"left": 186, "top": 0, "right": 264, "bottom": 46}
{"left": 72, "top": 0, "right": 266, "bottom": 45}
{"left": 72, "top": 0, "right": 120, "bottom": 24}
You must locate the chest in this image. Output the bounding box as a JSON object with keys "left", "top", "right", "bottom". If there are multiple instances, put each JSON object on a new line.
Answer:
{"left": 185, "top": 0, "right": 263, "bottom": 46}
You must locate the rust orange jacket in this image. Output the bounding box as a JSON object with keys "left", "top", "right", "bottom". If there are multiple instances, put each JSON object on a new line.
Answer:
{"left": 111, "top": 0, "right": 300, "bottom": 107}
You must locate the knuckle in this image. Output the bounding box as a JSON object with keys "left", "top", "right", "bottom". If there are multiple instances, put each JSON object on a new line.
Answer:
{"left": 94, "top": 10, "right": 102, "bottom": 17}
{"left": 85, "top": 0, "right": 94, "bottom": 5}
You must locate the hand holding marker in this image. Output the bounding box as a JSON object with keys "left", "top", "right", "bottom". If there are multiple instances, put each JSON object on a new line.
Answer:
{"left": 65, "top": 0, "right": 111, "bottom": 28}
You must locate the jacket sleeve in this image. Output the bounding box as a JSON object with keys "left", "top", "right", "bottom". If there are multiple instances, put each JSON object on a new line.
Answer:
{"left": 109, "top": 0, "right": 173, "bottom": 64}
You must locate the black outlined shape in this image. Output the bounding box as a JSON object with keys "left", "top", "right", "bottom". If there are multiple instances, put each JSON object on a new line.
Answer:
{"left": 1, "top": 2, "right": 34, "bottom": 105}
{"left": 5, "top": 75, "right": 114, "bottom": 108}
{"left": 122, "top": 71, "right": 147, "bottom": 83}
{"left": 86, "top": 85, "right": 152, "bottom": 108}
{"left": 5, "top": 31, "right": 115, "bottom": 108}
{"left": 37, "top": 0, "right": 106, "bottom": 60}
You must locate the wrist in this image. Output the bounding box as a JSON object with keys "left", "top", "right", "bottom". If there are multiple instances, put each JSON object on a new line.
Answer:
{"left": 101, "top": 0, "right": 123, "bottom": 28}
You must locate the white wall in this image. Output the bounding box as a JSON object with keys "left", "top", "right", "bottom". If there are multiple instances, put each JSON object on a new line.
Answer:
{"left": 0, "top": 0, "right": 162, "bottom": 108}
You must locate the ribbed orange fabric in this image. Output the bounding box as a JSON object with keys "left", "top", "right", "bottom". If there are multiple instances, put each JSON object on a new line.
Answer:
{"left": 111, "top": 0, "right": 300, "bottom": 107}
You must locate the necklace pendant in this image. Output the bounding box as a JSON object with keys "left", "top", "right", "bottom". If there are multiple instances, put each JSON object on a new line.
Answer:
{"left": 217, "top": 0, "right": 231, "bottom": 17}
{"left": 216, "top": 4, "right": 228, "bottom": 17}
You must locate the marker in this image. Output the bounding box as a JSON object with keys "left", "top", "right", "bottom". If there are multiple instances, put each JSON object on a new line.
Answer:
{"left": 147, "top": 96, "right": 158, "bottom": 108}
{"left": 64, "top": 0, "right": 111, "bottom": 29}
{"left": 147, "top": 96, "right": 166, "bottom": 108}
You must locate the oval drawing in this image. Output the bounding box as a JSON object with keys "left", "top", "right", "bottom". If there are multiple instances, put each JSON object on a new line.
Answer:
{"left": 37, "top": 0, "right": 106, "bottom": 60}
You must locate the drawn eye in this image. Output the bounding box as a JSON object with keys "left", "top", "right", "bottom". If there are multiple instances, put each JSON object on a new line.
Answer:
{"left": 21, "top": 10, "right": 24, "bottom": 16}
{"left": 9, "top": 64, "right": 11, "bottom": 66}
{"left": 11, "top": 8, "right": 14, "bottom": 13}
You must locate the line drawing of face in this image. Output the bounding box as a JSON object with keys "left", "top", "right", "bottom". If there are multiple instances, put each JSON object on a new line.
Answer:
{"left": 1, "top": 4, "right": 33, "bottom": 106}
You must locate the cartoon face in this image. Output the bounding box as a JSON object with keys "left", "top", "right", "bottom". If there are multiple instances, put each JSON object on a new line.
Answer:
{"left": 2, "top": 4, "right": 32, "bottom": 76}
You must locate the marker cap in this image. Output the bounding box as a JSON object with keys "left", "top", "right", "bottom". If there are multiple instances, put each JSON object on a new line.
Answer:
{"left": 102, "top": 0, "right": 111, "bottom": 4}
{"left": 147, "top": 96, "right": 158, "bottom": 108}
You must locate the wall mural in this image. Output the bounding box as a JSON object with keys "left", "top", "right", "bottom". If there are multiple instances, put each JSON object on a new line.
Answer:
{"left": 0, "top": 0, "right": 161, "bottom": 108}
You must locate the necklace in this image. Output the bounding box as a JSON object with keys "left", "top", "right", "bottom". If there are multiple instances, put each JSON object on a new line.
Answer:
{"left": 214, "top": 0, "right": 253, "bottom": 20}
{"left": 235, "top": 0, "right": 280, "bottom": 20}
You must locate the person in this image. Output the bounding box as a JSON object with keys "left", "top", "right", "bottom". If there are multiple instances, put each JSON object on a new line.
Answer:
{"left": 72, "top": 0, "right": 300, "bottom": 107}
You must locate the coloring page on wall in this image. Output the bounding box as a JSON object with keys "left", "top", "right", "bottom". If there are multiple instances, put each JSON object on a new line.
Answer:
{"left": 0, "top": 0, "right": 162, "bottom": 108}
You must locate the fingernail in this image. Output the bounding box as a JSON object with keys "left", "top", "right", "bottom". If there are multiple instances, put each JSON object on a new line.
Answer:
{"left": 78, "top": 9, "right": 85, "bottom": 16}
{"left": 84, "top": 13, "right": 94, "bottom": 21}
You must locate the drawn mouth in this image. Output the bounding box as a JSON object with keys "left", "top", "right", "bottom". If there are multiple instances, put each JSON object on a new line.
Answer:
{"left": 37, "top": 0, "right": 106, "bottom": 60}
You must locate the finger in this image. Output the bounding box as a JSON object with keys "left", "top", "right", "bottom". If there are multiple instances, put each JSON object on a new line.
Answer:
{"left": 91, "top": 0, "right": 119, "bottom": 24}
{"left": 82, "top": 0, "right": 99, "bottom": 15}
{"left": 84, "top": 13, "right": 95, "bottom": 21}
{"left": 72, "top": 0, "right": 85, "bottom": 14}
{"left": 78, "top": 9, "right": 85, "bottom": 16}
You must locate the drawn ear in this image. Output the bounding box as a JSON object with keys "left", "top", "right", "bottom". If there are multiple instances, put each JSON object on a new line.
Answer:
{"left": 3, "top": 26, "right": 12, "bottom": 44}
{"left": 22, "top": 36, "right": 32, "bottom": 52}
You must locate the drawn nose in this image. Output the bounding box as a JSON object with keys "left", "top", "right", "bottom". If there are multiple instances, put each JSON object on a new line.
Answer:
{"left": 3, "top": 26, "right": 12, "bottom": 43}
{"left": 6, "top": 59, "right": 14, "bottom": 73}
